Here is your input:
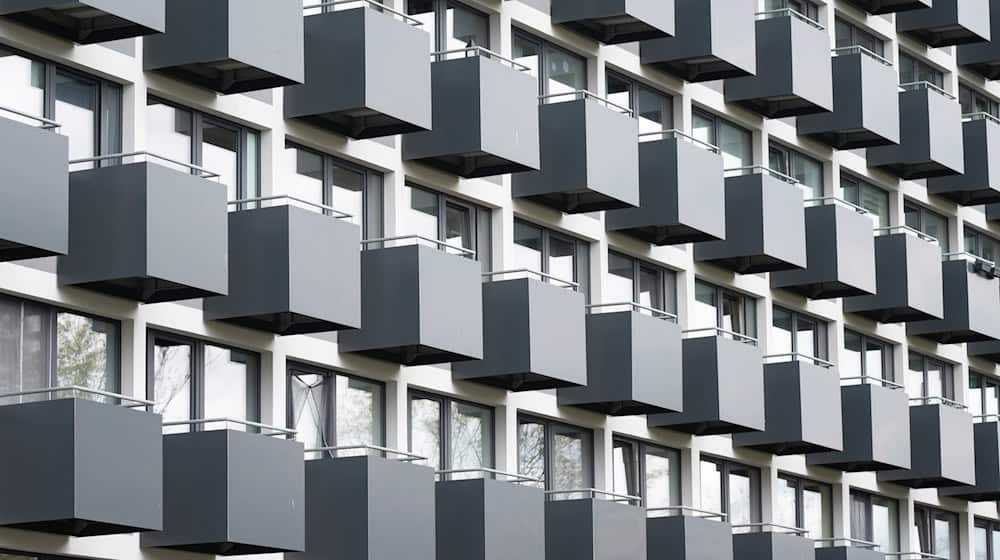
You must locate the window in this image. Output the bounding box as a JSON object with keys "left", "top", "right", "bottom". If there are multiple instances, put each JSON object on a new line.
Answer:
{"left": 409, "top": 391, "right": 493, "bottom": 475}
{"left": 692, "top": 109, "right": 753, "bottom": 170}
{"left": 518, "top": 415, "right": 593, "bottom": 491}
{"left": 0, "top": 295, "right": 119, "bottom": 403}
{"left": 147, "top": 331, "right": 260, "bottom": 432}
{"left": 700, "top": 457, "right": 760, "bottom": 527}
{"left": 899, "top": 53, "right": 944, "bottom": 89}
{"left": 835, "top": 18, "right": 885, "bottom": 57}
{"left": 606, "top": 252, "right": 677, "bottom": 315}
{"left": 907, "top": 352, "right": 955, "bottom": 401}
{"left": 513, "top": 219, "right": 590, "bottom": 296}
{"left": 606, "top": 71, "right": 673, "bottom": 134}
{"left": 965, "top": 227, "right": 1000, "bottom": 263}
{"left": 612, "top": 438, "right": 680, "bottom": 510}
{"left": 769, "top": 143, "right": 824, "bottom": 199}
{"left": 914, "top": 505, "right": 959, "bottom": 559}
{"left": 904, "top": 201, "right": 949, "bottom": 251}
{"left": 843, "top": 330, "right": 894, "bottom": 383}
{"left": 770, "top": 307, "right": 829, "bottom": 361}
{"left": 850, "top": 490, "right": 899, "bottom": 553}
{"left": 402, "top": 184, "right": 491, "bottom": 267}
{"left": 775, "top": 474, "right": 832, "bottom": 541}
{"left": 841, "top": 174, "right": 890, "bottom": 228}
{"left": 512, "top": 31, "right": 587, "bottom": 97}
{"left": 691, "top": 280, "right": 757, "bottom": 338}
{"left": 975, "top": 519, "right": 1000, "bottom": 560}
{"left": 970, "top": 373, "right": 1000, "bottom": 419}
{"left": 287, "top": 363, "right": 384, "bottom": 452}
{"left": 765, "top": 0, "right": 819, "bottom": 21}
{"left": 406, "top": 0, "right": 490, "bottom": 52}
{"left": 960, "top": 84, "right": 1000, "bottom": 118}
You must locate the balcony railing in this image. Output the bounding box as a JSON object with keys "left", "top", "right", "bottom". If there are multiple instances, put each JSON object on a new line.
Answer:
{"left": 228, "top": 195, "right": 354, "bottom": 219}
{"left": 898, "top": 81, "right": 956, "bottom": 100}
{"left": 482, "top": 268, "right": 578, "bottom": 289}
{"left": 974, "top": 413, "right": 1000, "bottom": 424}
{"left": 638, "top": 129, "right": 721, "bottom": 153}
{"left": 763, "top": 352, "right": 836, "bottom": 369}
{"left": 756, "top": 8, "right": 825, "bottom": 30}
{"left": 839, "top": 376, "right": 906, "bottom": 390}
{"left": 725, "top": 165, "right": 800, "bottom": 184}
{"left": 430, "top": 46, "right": 530, "bottom": 72}
{"left": 0, "top": 386, "right": 153, "bottom": 408}
{"left": 884, "top": 553, "right": 948, "bottom": 560}
{"left": 832, "top": 45, "right": 893, "bottom": 67}
{"left": 0, "top": 104, "right": 60, "bottom": 130}
{"left": 545, "top": 488, "right": 642, "bottom": 506}
{"left": 909, "top": 395, "right": 967, "bottom": 410}
{"left": 161, "top": 418, "right": 298, "bottom": 438}
{"left": 813, "top": 537, "right": 880, "bottom": 550}
{"left": 587, "top": 302, "right": 678, "bottom": 322}
{"left": 942, "top": 251, "right": 998, "bottom": 277}
{"left": 646, "top": 505, "right": 727, "bottom": 520}
{"left": 962, "top": 111, "right": 1000, "bottom": 124}
{"left": 873, "top": 225, "right": 939, "bottom": 244}
{"left": 435, "top": 468, "right": 542, "bottom": 483}
{"left": 306, "top": 444, "right": 426, "bottom": 460}
{"left": 731, "top": 522, "right": 811, "bottom": 536}
{"left": 68, "top": 151, "right": 221, "bottom": 179}
{"left": 302, "top": 0, "right": 423, "bottom": 25}
{"left": 361, "top": 235, "right": 477, "bottom": 258}
{"left": 539, "top": 90, "right": 635, "bottom": 117}
{"left": 683, "top": 326, "right": 759, "bottom": 346}
{"left": 804, "top": 196, "right": 871, "bottom": 215}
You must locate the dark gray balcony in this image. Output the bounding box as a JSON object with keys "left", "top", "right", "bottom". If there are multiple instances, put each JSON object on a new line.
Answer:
{"left": 808, "top": 379, "right": 911, "bottom": 472}
{"left": 545, "top": 491, "right": 645, "bottom": 560}
{"left": 339, "top": 239, "right": 483, "bottom": 366}
{"left": 927, "top": 114, "right": 1000, "bottom": 205}
{"left": 940, "top": 420, "right": 1000, "bottom": 501}
{"left": 958, "top": 0, "right": 1000, "bottom": 78}
{"left": 796, "top": 48, "right": 901, "bottom": 149}
{"left": 908, "top": 255, "right": 1000, "bottom": 344}
{"left": 694, "top": 169, "right": 807, "bottom": 274}
{"left": 970, "top": 340, "right": 1000, "bottom": 361}
{"left": 58, "top": 153, "right": 228, "bottom": 303}
{"left": 437, "top": 470, "right": 544, "bottom": 560}
{"left": 842, "top": 0, "right": 931, "bottom": 14}
{"left": 866, "top": 84, "right": 965, "bottom": 179}
{"left": 897, "top": 0, "right": 991, "bottom": 46}
{"left": 813, "top": 539, "right": 885, "bottom": 560}
{"left": 551, "top": 0, "right": 673, "bottom": 44}
{"left": 648, "top": 329, "right": 765, "bottom": 436}
{"left": 843, "top": 229, "right": 944, "bottom": 323}
{"left": 605, "top": 131, "right": 726, "bottom": 245}
{"left": 290, "top": 446, "right": 435, "bottom": 560}
{"left": 0, "top": 0, "right": 164, "bottom": 43}
{"left": 284, "top": 4, "right": 431, "bottom": 139}
{"left": 143, "top": 0, "right": 304, "bottom": 94}
{"left": 732, "top": 526, "right": 814, "bottom": 560}
{"left": 512, "top": 92, "right": 639, "bottom": 213}
{"left": 724, "top": 11, "right": 833, "bottom": 118}
{"left": 0, "top": 388, "right": 161, "bottom": 536}
{"left": 0, "top": 110, "right": 68, "bottom": 262}
{"left": 141, "top": 421, "right": 305, "bottom": 555}
{"left": 771, "top": 199, "right": 877, "bottom": 299}
{"left": 403, "top": 48, "right": 540, "bottom": 178}
{"left": 877, "top": 400, "right": 976, "bottom": 488}
{"left": 639, "top": 0, "right": 756, "bottom": 82}
{"left": 734, "top": 358, "right": 843, "bottom": 455}
{"left": 203, "top": 197, "right": 361, "bottom": 335}
{"left": 646, "top": 509, "right": 733, "bottom": 560}
{"left": 557, "top": 303, "right": 682, "bottom": 416}
{"left": 452, "top": 273, "right": 587, "bottom": 391}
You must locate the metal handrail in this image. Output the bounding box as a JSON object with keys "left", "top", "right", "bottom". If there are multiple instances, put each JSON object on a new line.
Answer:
{"left": 804, "top": 196, "right": 870, "bottom": 215}
{"left": 539, "top": 90, "right": 634, "bottom": 117}
{"left": 228, "top": 195, "right": 354, "bottom": 219}
{"left": 306, "top": 444, "right": 426, "bottom": 461}
{"left": 161, "top": 418, "right": 297, "bottom": 437}
{"left": 361, "top": 235, "right": 477, "bottom": 258}
{"left": 763, "top": 353, "right": 836, "bottom": 369}
{"left": 883, "top": 553, "right": 948, "bottom": 560}
{"left": 976, "top": 413, "right": 1000, "bottom": 422}
{"left": 646, "top": 506, "right": 727, "bottom": 520}
{"left": 586, "top": 302, "right": 678, "bottom": 322}
{"left": 813, "top": 537, "right": 880, "bottom": 549}
{"left": 68, "top": 151, "right": 221, "bottom": 179}
{"left": 638, "top": 129, "right": 720, "bottom": 153}
{"left": 899, "top": 81, "right": 956, "bottom": 100}
{"left": 431, "top": 46, "right": 530, "bottom": 72}
{"left": 435, "top": 468, "right": 541, "bottom": 483}
{"left": 839, "top": 376, "right": 906, "bottom": 390}
{"left": 0, "top": 104, "right": 60, "bottom": 129}
{"left": 302, "top": 0, "right": 423, "bottom": 26}
{"left": 832, "top": 46, "right": 892, "bottom": 67}
{"left": 756, "top": 8, "right": 825, "bottom": 30}
{"left": 963, "top": 112, "right": 1000, "bottom": 125}
{"left": 873, "top": 225, "right": 939, "bottom": 245}
{"left": 909, "top": 395, "right": 967, "bottom": 410}
{"left": 483, "top": 269, "right": 579, "bottom": 289}
{"left": 0, "top": 386, "right": 153, "bottom": 408}
{"left": 942, "top": 251, "right": 997, "bottom": 269}
{"left": 725, "top": 165, "right": 799, "bottom": 185}
{"left": 682, "top": 327, "right": 758, "bottom": 346}
{"left": 544, "top": 488, "right": 642, "bottom": 505}
{"left": 731, "top": 522, "right": 810, "bottom": 536}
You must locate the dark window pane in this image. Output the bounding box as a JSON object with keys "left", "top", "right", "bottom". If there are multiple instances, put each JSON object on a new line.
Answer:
{"left": 446, "top": 1, "right": 489, "bottom": 50}
{"left": 607, "top": 252, "right": 636, "bottom": 303}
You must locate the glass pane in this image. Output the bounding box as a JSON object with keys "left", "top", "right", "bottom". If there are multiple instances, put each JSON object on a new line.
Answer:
{"left": 56, "top": 72, "right": 98, "bottom": 171}
{"left": 986, "top": 382, "right": 999, "bottom": 416}
{"left": 775, "top": 478, "right": 798, "bottom": 530}
{"left": 410, "top": 397, "right": 441, "bottom": 469}
{"left": 904, "top": 204, "right": 920, "bottom": 231}
{"left": 769, "top": 148, "right": 788, "bottom": 176}
{"left": 202, "top": 122, "right": 240, "bottom": 202}
{"left": 975, "top": 526, "right": 988, "bottom": 560}
{"left": 518, "top": 420, "right": 546, "bottom": 488}
{"left": 513, "top": 221, "right": 544, "bottom": 273}
{"left": 692, "top": 111, "right": 716, "bottom": 147}
{"left": 147, "top": 100, "right": 193, "bottom": 173}
{"left": 405, "top": 186, "right": 439, "bottom": 242}
{"left": 444, "top": 202, "right": 473, "bottom": 253}
{"left": 552, "top": 427, "right": 589, "bottom": 491}
{"left": 285, "top": 146, "right": 324, "bottom": 210}
{"left": 792, "top": 153, "right": 823, "bottom": 199}
{"left": 638, "top": 266, "right": 663, "bottom": 312}
{"left": 865, "top": 338, "right": 887, "bottom": 381}
{"left": 970, "top": 376, "right": 985, "bottom": 418}
{"left": 795, "top": 316, "right": 818, "bottom": 359}
{"left": 151, "top": 339, "right": 192, "bottom": 430}
{"left": 907, "top": 354, "right": 925, "bottom": 400}
{"left": 445, "top": 1, "right": 489, "bottom": 50}
{"left": 644, "top": 449, "right": 676, "bottom": 509}
{"left": 512, "top": 34, "right": 540, "bottom": 82}
{"left": 700, "top": 460, "right": 723, "bottom": 514}
{"left": 933, "top": 517, "right": 952, "bottom": 558}
{"left": 332, "top": 165, "right": 365, "bottom": 228}
{"left": 612, "top": 440, "right": 637, "bottom": 499}
{"left": 55, "top": 313, "right": 117, "bottom": 400}
{"left": 803, "top": 482, "right": 830, "bottom": 540}
{"left": 606, "top": 74, "right": 632, "bottom": 116}
{"left": 0, "top": 48, "right": 45, "bottom": 124}
{"left": 607, "top": 253, "right": 636, "bottom": 303}
{"left": 406, "top": 0, "right": 435, "bottom": 52}
{"left": 926, "top": 360, "right": 944, "bottom": 399}
{"left": 450, "top": 401, "right": 492, "bottom": 474}
{"left": 922, "top": 210, "right": 948, "bottom": 252}
{"left": 843, "top": 330, "right": 863, "bottom": 381}
{"left": 992, "top": 528, "right": 1000, "bottom": 560}
{"left": 544, "top": 45, "right": 586, "bottom": 98}
{"left": 770, "top": 308, "right": 794, "bottom": 356}
{"left": 245, "top": 131, "right": 259, "bottom": 199}
{"left": 20, "top": 304, "right": 49, "bottom": 401}
{"left": 636, "top": 86, "right": 671, "bottom": 133}
{"left": 0, "top": 298, "right": 19, "bottom": 398}
{"left": 204, "top": 346, "right": 255, "bottom": 427}
{"left": 548, "top": 235, "right": 576, "bottom": 286}
{"left": 691, "top": 282, "right": 718, "bottom": 331}
{"left": 728, "top": 469, "right": 754, "bottom": 526}
{"left": 873, "top": 500, "right": 898, "bottom": 552}
{"left": 721, "top": 293, "right": 745, "bottom": 336}
{"left": 336, "top": 376, "right": 382, "bottom": 446}
{"left": 289, "top": 373, "right": 328, "bottom": 450}
{"left": 719, "top": 120, "right": 752, "bottom": 170}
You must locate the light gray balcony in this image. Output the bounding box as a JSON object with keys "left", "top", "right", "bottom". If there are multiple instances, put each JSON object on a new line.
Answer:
{"left": 908, "top": 255, "right": 1000, "bottom": 344}
{"left": 436, "top": 470, "right": 544, "bottom": 560}
{"left": 771, "top": 199, "right": 878, "bottom": 299}
{"left": 813, "top": 539, "right": 885, "bottom": 560}
{"left": 452, "top": 272, "right": 587, "bottom": 391}
{"left": 0, "top": 388, "right": 161, "bottom": 536}
{"left": 897, "top": 0, "right": 991, "bottom": 46}
{"left": 927, "top": 114, "right": 1000, "bottom": 205}
{"left": 877, "top": 400, "right": 976, "bottom": 488}
{"left": 0, "top": 109, "right": 68, "bottom": 262}
{"left": 959, "top": 0, "right": 1000, "bottom": 78}
{"left": 796, "top": 48, "right": 901, "bottom": 149}
{"left": 557, "top": 303, "right": 682, "bottom": 416}
{"left": 143, "top": 0, "right": 304, "bottom": 94}
{"left": 551, "top": 0, "right": 673, "bottom": 44}
{"left": 732, "top": 526, "right": 814, "bottom": 560}
{"left": 57, "top": 153, "right": 228, "bottom": 303}
{"left": 723, "top": 11, "right": 833, "bottom": 118}
{"left": 141, "top": 420, "right": 305, "bottom": 555}
{"left": 940, "top": 419, "right": 1000, "bottom": 501}
{"left": 843, "top": 229, "right": 944, "bottom": 323}
{"left": 734, "top": 357, "right": 844, "bottom": 455}
{"left": 545, "top": 491, "right": 645, "bottom": 560}
{"left": 605, "top": 130, "right": 726, "bottom": 245}
{"left": 639, "top": 0, "right": 756, "bottom": 82}
{"left": 647, "top": 508, "right": 733, "bottom": 560}
{"left": 648, "top": 329, "right": 765, "bottom": 436}
{"left": 808, "top": 379, "right": 911, "bottom": 472}
{"left": 339, "top": 238, "right": 483, "bottom": 366}
{"left": 842, "top": 0, "right": 931, "bottom": 14}
{"left": 512, "top": 92, "right": 639, "bottom": 213}
{"left": 867, "top": 83, "right": 965, "bottom": 179}
{"left": 203, "top": 197, "right": 361, "bottom": 335}
{"left": 284, "top": 3, "right": 432, "bottom": 139}
{"left": 402, "top": 48, "right": 540, "bottom": 178}
{"left": 290, "top": 446, "right": 435, "bottom": 560}
{"left": 0, "top": 0, "right": 164, "bottom": 43}
{"left": 694, "top": 168, "right": 807, "bottom": 274}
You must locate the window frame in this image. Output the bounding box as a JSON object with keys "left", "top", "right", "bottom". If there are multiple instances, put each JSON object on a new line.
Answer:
{"left": 285, "top": 361, "right": 386, "bottom": 449}
{"left": 959, "top": 83, "right": 1000, "bottom": 118}
{"left": 407, "top": 389, "right": 495, "bottom": 473}
{"left": 975, "top": 518, "right": 1000, "bottom": 560}
{"left": 834, "top": 17, "right": 885, "bottom": 57}
{"left": 768, "top": 142, "right": 824, "bottom": 197}
{"left": 849, "top": 490, "right": 900, "bottom": 553}
{"left": 964, "top": 226, "right": 1000, "bottom": 262}
{"left": 913, "top": 504, "right": 959, "bottom": 559}
{"left": 843, "top": 329, "right": 895, "bottom": 383}
{"left": 907, "top": 352, "right": 955, "bottom": 401}
{"left": 406, "top": 0, "right": 491, "bottom": 52}
{"left": 899, "top": 52, "right": 945, "bottom": 89}
{"left": 969, "top": 372, "right": 1000, "bottom": 418}
{"left": 693, "top": 280, "right": 758, "bottom": 338}
{"left": 516, "top": 414, "right": 595, "bottom": 491}
{"left": 513, "top": 218, "right": 591, "bottom": 298}
{"left": 605, "top": 69, "right": 674, "bottom": 132}
{"left": 611, "top": 435, "right": 681, "bottom": 509}
{"left": 771, "top": 306, "right": 829, "bottom": 361}
{"left": 607, "top": 250, "right": 677, "bottom": 314}
{"left": 904, "top": 200, "right": 950, "bottom": 251}
{"left": 512, "top": 29, "right": 588, "bottom": 97}
{"left": 691, "top": 107, "right": 754, "bottom": 170}
{"left": 841, "top": 173, "right": 891, "bottom": 228}
{"left": 699, "top": 455, "right": 762, "bottom": 524}
{"left": 404, "top": 182, "right": 491, "bottom": 268}
{"left": 775, "top": 473, "right": 833, "bottom": 540}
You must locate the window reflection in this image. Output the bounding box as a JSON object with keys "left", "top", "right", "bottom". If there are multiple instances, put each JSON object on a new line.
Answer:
{"left": 518, "top": 417, "right": 592, "bottom": 492}
{"left": 285, "top": 146, "right": 324, "bottom": 208}
{"left": 518, "top": 420, "right": 546, "bottom": 487}
{"left": 55, "top": 72, "right": 98, "bottom": 171}
{"left": 202, "top": 122, "right": 240, "bottom": 202}
{"left": 289, "top": 369, "right": 383, "bottom": 453}
{"left": 152, "top": 339, "right": 192, "bottom": 431}
{"left": 203, "top": 346, "right": 254, "bottom": 429}
{"left": 147, "top": 100, "right": 193, "bottom": 173}
{"left": 0, "top": 48, "right": 45, "bottom": 122}
{"left": 405, "top": 186, "right": 440, "bottom": 242}
{"left": 410, "top": 396, "right": 442, "bottom": 470}
{"left": 450, "top": 401, "right": 491, "bottom": 472}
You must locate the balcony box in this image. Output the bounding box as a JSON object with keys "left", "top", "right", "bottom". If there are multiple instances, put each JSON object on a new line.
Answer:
{"left": 639, "top": 0, "right": 756, "bottom": 82}
{"left": 143, "top": 0, "right": 304, "bottom": 95}
{"left": 796, "top": 50, "right": 901, "bottom": 149}
{"left": 694, "top": 172, "right": 807, "bottom": 274}
{"left": 546, "top": 498, "right": 645, "bottom": 560}
{"left": 203, "top": 204, "right": 361, "bottom": 335}
{"left": 941, "top": 421, "right": 1000, "bottom": 500}
{"left": 877, "top": 403, "right": 976, "bottom": 488}
{"left": 958, "top": 0, "right": 1000, "bottom": 78}
{"left": 843, "top": 232, "right": 944, "bottom": 323}
{"left": 723, "top": 14, "right": 833, "bottom": 118}
{"left": 771, "top": 202, "right": 877, "bottom": 299}
{"left": 437, "top": 477, "right": 544, "bottom": 560}
{"left": 557, "top": 308, "right": 683, "bottom": 416}
{"left": 284, "top": 7, "right": 431, "bottom": 139}
{"left": 648, "top": 334, "right": 765, "bottom": 436}
{"left": 142, "top": 429, "right": 304, "bottom": 555}
{"left": 842, "top": 0, "right": 931, "bottom": 14}
{"left": 927, "top": 116, "right": 1000, "bottom": 205}
{"left": 512, "top": 96, "right": 639, "bottom": 213}
{"left": 0, "top": 397, "right": 162, "bottom": 536}
{"left": 647, "top": 515, "right": 733, "bottom": 560}
{"left": 452, "top": 277, "right": 587, "bottom": 391}
{"left": 908, "top": 258, "right": 1000, "bottom": 344}
{"left": 971, "top": 339, "right": 1000, "bottom": 361}
{"left": 289, "top": 455, "right": 435, "bottom": 560}
{"left": 58, "top": 161, "right": 228, "bottom": 303}
{"left": 0, "top": 114, "right": 68, "bottom": 262}
{"left": 734, "top": 360, "right": 844, "bottom": 455}
{"left": 808, "top": 383, "right": 911, "bottom": 472}
{"left": 815, "top": 544, "right": 885, "bottom": 560}
{"left": 733, "top": 530, "right": 814, "bottom": 560}
{"left": 866, "top": 87, "right": 965, "bottom": 179}
{"left": 403, "top": 53, "right": 540, "bottom": 178}
{"left": 551, "top": 0, "right": 674, "bottom": 44}
{"left": 0, "top": 0, "right": 162, "bottom": 43}
{"left": 605, "top": 134, "right": 726, "bottom": 245}
{"left": 897, "top": 0, "right": 991, "bottom": 47}
{"left": 339, "top": 243, "right": 483, "bottom": 366}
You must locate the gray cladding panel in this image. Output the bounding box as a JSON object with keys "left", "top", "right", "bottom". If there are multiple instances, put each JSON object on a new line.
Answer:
{"left": 815, "top": 546, "right": 885, "bottom": 560}
{"left": 546, "top": 499, "right": 645, "bottom": 560}
{"left": 958, "top": 0, "right": 1000, "bottom": 73}
{"left": 897, "top": 0, "right": 991, "bottom": 45}
{"left": 226, "top": 0, "right": 304, "bottom": 82}
{"left": 927, "top": 118, "right": 1000, "bottom": 204}
{"left": 733, "top": 531, "right": 815, "bottom": 560}
{"left": 417, "top": 246, "right": 484, "bottom": 359}
{"left": 368, "top": 456, "right": 436, "bottom": 560}
{"left": 940, "top": 421, "right": 1000, "bottom": 500}
{"left": 867, "top": 89, "right": 964, "bottom": 179}
{"left": 437, "top": 478, "right": 544, "bottom": 560}
{"left": 478, "top": 55, "right": 541, "bottom": 170}
{"left": 843, "top": 233, "right": 943, "bottom": 322}
{"left": 550, "top": 0, "right": 675, "bottom": 42}
{"left": 647, "top": 515, "right": 734, "bottom": 560}
{"left": 908, "top": 260, "right": 1000, "bottom": 343}
{"left": 877, "top": 404, "right": 975, "bottom": 487}
{"left": 808, "top": 383, "right": 911, "bottom": 471}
